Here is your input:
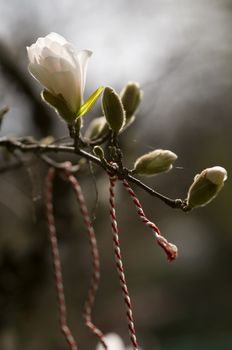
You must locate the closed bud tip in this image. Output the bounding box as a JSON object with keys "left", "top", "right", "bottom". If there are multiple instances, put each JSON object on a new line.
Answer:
{"left": 133, "top": 149, "right": 177, "bottom": 176}
{"left": 120, "top": 81, "right": 143, "bottom": 120}
{"left": 102, "top": 87, "right": 125, "bottom": 133}
{"left": 186, "top": 166, "right": 227, "bottom": 209}
{"left": 205, "top": 166, "right": 227, "bottom": 185}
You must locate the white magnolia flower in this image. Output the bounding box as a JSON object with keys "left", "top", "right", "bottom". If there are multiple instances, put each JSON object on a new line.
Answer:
{"left": 96, "top": 333, "right": 143, "bottom": 350}
{"left": 27, "top": 32, "right": 92, "bottom": 114}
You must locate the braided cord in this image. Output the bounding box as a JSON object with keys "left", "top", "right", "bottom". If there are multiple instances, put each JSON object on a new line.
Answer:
{"left": 45, "top": 167, "right": 78, "bottom": 350}
{"left": 122, "top": 179, "right": 178, "bottom": 261}
{"left": 63, "top": 166, "right": 107, "bottom": 349}
{"left": 109, "top": 174, "right": 139, "bottom": 350}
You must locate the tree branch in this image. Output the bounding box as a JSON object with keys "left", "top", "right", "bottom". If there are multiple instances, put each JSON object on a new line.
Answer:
{"left": 0, "top": 136, "right": 185, "bottom": 210}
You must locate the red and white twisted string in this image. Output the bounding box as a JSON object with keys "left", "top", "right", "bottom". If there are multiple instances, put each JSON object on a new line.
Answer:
{"left": 45, "top": 167, "right": 78, "bottom": 350}
{"left": 62, "top": 163, "right": 107, "bottom": 349}
{"left": 121, "top": 179, "right": 178, "bottom": 262}
{"left": 109, "top": 173, "right": 139, "bottom": 350}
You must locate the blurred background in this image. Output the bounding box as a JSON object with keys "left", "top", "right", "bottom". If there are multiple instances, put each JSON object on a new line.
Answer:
{"left": 0, "top": 0, "right": 231, "bottom": 349}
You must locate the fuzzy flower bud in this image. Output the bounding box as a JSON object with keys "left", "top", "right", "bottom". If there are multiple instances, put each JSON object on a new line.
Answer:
{"left": 120, "top": 81, "right": 143, "bottom": 120}
{"left": 133, "top": 149, "right": 177, "bottom": 176}
{"left": 186, "top": 166, "right": 227, "bottom": 209}
{"left": 85, "top": 116, "right": 108, "bottom": 140}
{"left": 102, "top": 87, "right": 126, "bottom": 133}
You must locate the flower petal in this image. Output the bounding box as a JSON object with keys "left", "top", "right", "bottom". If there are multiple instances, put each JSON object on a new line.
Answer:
{"left": 27, "top": 32, "right": 92, "bottom": 114}
{"left": 77, "top": 49, "right": 92, "bottom": 93}
{"left": 50, "top": 70, "right": 81, "bottom": 112}
{"left": 28, "top": 63, "right": 54, "bottom": 92}
{"left": 59, "top": 57, "right": 82, "bottom": 107}
{"left": 27, "top": 44, "right": 37, "bottom": 64}
{"left": 42, "top": 56, "right": 62, "bottom": 73}
{"left": 46, "top": 32, "right": 68, "bottom": 45}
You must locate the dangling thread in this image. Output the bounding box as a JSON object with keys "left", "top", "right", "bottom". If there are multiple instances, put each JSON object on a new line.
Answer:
{"left": 108, "top": 172, "right": 139, "bottom": 350}
{"left": 45, "top": 167, "right": 78, "bottom": 350}
{"left": 62, "top": 163, "right": 107, "bottom": 349}
{"left": 121, "top": 179, "right": 178, "bottom": 261}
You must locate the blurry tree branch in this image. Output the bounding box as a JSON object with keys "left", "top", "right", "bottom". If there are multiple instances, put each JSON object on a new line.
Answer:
{"left": 0, "top": 105, "right": 9, "bottom": 126}
{"left": 0, "top": 41, "right": 53, "bottom": 134}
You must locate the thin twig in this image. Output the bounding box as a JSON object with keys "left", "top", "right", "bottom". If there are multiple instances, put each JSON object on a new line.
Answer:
{"left": 40, "top": 154, "right": 80, "bottom": 172}
{"left": 126, "top": 174, "right": 183, "bottom": 209}
{"left": 0, "top": 136, "right": 185, "bottom": 210}
{"left": 121, "top": 178, "right": 178, "bottom": 261}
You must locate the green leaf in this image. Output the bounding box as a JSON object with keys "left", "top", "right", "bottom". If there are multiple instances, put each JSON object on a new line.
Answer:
{"left": 76, "top": 86, "right": 104, "bottom": 119}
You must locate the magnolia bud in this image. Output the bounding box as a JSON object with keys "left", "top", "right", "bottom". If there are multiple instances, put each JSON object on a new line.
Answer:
{"left": 186, "top": 166, "right": 227, "bottom": 209}
{"left": 85, "top": 116, "right": 109, "bottom": 140}
{"left": 120, "top": 82, "right": 143, "bottom": 120}
{"left": 102, "top": 87, "right": 125, "bottom": 133}
{"left": 39, "top": 136, "right": 55, "bottom": 145}
{"left": 133, "top": 149, "right": 177, "bottom": 176}
{"left": 123, "top": 115, "right": 135, "bottom": 130}
{"left": 93, "top": 145, "right": 105, "bottom": 160}
{"left": 41, "top": 89, "right": 76, "bottom": 124}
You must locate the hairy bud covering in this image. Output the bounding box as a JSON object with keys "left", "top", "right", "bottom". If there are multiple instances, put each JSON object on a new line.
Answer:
{"left": 120, "top": 81, "right": 143, "bottom": 119}
{"left": 102, "top": 87, "right": 126, "bottom": 133}
{"left": 85, "top": 116, "right": 108, "bottom": 140}
{"left": 133, "top": 149, "right": 177, "bottom": 176}
{"left": 186, "top": 166, "right": 227, "bottom": 209}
